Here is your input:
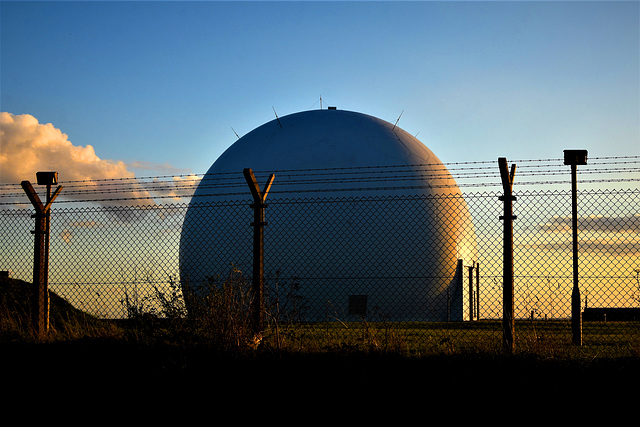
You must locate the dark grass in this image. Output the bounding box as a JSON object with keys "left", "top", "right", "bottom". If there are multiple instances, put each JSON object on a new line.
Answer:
{"left": 2, "top": 276, "right": 639, "bottom": 403}
{"left": 3, "top": 336, "right": 639, "bottom": 400}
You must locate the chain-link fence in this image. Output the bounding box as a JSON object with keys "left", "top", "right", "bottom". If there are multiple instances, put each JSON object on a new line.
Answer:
{"left": 2, "top": 174, "right": 638, "bottom": 355}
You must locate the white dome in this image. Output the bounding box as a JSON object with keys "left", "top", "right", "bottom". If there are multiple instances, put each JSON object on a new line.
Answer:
{"left": 200, "top": 109, "right": 455, "bottom": 194}
{"left": 180, "top": 109, "right": 477, "bottom": 321}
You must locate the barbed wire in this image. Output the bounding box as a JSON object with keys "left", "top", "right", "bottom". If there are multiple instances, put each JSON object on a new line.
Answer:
{"left": 2, "top": 155, "right": 636, "bottom": 187}
{"left": 1, "top": 156, "right": 638, "bottom": 205}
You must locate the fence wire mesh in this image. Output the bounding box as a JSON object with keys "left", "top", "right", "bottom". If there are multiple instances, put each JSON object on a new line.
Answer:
{"left": 1, "top": 167, "right": 639, "bottom": 355}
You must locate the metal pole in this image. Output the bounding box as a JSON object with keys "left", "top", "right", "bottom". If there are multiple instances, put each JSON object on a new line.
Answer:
{"left": 570, "top": 163, "right": 582, "bottom": 345}
{"left": 564, "top": 149, "right": 587, "bottom": 346}
{"left": 455, "top": 259, "right": 463, "bottom": 322}
{"left": 476, "top": 262, "right": 480, "bottom": 320}
{"left": 243, "top": 168, "right": 275, "bottom": 334}
{"left": 498, "top": 157, "right": 516, "bottom": 355}
{"left": 468, "top": 265, "right": 474, "bottom": 321}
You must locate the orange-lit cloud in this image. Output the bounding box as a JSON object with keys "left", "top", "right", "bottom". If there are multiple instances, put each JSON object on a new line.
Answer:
{"left": 522, "top": 214, "right": 640, "bottom": 256}
{"left": 67, "top": 220, "right": 102, "bottom": 228}
{"left": 1, "top": 113, "right": 137, "bottom": 185}
{"left": 59, "top": 229, "right": 73, "bottom": 244}
{"left": 0, "top": 112, "right": 198, "bottom": 209}
{"left": 522, "top": 239, "right": 640, "bottom": 256}
{"left": 540, "top": 214, "right": 640, "bottom": 234}
{"left": 59, "top": 220, "right": 103, "bottom": 244}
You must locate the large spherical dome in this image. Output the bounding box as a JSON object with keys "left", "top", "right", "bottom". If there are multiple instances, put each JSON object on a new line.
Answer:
{"left": 194, "top": 109, "right": 457, "bottom": 193}
{"left": 180, "top": 109, "right": 477, "bottom": 321}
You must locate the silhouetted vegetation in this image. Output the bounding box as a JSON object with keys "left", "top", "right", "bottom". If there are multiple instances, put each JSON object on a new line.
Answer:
{"left": 0, "top": 275, "right": 118, "bottom": 342}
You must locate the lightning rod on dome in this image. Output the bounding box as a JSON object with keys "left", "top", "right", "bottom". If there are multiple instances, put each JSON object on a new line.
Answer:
{"left": 232, "top": 127, "right": 240, "bottom": 139}
{"left": 392, "top": 110, "right": 404, "bottom": 130}
{"left": 272, "top": 106, "right": 282, "bottom": 128}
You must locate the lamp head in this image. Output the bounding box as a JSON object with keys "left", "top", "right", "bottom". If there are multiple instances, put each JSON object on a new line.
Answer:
{"left": 563, "top": 150, "right": 588, "bottom": 166}
{"left": 36, "top": 171, "right": 58, "bottom": 186}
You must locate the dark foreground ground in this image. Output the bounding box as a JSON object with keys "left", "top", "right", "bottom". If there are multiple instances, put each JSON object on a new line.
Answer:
{"left": 3, "top": 278, "right": 636, "bottom": 415}
{"left": 3, "top": 337, "right": 639, "bottom": 405}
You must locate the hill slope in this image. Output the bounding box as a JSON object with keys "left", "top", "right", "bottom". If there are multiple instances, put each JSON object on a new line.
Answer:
{"left": 0, "top": 275, "right": 102, "bottom": 338}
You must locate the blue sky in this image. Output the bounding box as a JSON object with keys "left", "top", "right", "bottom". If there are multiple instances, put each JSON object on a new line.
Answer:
{"left": 1, "top": 0, "right": 638, "bottom": 180}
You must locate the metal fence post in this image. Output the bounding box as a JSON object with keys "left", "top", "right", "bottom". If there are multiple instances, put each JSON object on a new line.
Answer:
{"left": 564, "top": 149, "right": 588, "bottom": 346}
{"left": 21, "top": 173, "right": 63, "bottom": 337}
{"left": 468, "top": 264, "right": 474, "bottom": 321}
{"left": 475, "top": 262, "right": 480, "bottom": 321}
{"left": 498, "top": 158, "right": 516, "bottom": 355}
{"left": 243, "top": 168, "right": 275, "bottom": 334}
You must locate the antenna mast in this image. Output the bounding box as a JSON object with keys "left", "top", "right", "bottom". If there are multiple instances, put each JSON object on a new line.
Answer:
{"left": 272, "top": 107, "right": 282, "bottom": 128}
{"left": 392, "top": 110, "right": 404, "bottom": 130}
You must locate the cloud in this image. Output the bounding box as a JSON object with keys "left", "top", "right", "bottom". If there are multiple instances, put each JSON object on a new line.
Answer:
{"left": 524, "top": 214, "right": 640, "bottom": 256}
{"left": 59, "top": 229, "right": 73, "bottom": 244}
{"left": 127, "top": 160, "right": 192, "bottom": 175}
{"left": 68, "top": 220, "right": 102, "bottom": 228}
{"left": 521, "top": 239, "right": 640, "bottom": 256}
{"left": 0, "top": 113, "right": 198, "bottom": 211}
{"left": 0, "top": 112, "right": 152, "bottom": 203}
{"left": 1, "top": 113, "right": 133, "bottom": 183}
{"left": 58, "top": 220, "right": 103, "bottom": 244}
{"left": 539, "top": 214, "right": 640, "bottom": 234}
{"left": 142, "top": 175, "right": 202, "bottom": 202}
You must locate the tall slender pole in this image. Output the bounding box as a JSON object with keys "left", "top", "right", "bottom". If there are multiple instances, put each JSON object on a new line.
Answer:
{"left": 468, "top": 265, "right": 474, "bottom": 321}
{"left": 244, "top": 168, "right": 275, "bottom": 334}
{"left": 570, "top": 163, "right": 581, "bottom": 344}
{"left": 564, "top": 150, "right": 587, "bottom": 346}
{"left": 570, "top": 164, "right": 583, "bottom": 345}
{"left": 498, "top": 157, "right": 516, "bottom": 355}
{"left": 21, "top": 177, "right": 62, "bottom": 337}
{"left": 476, "top": 262, "right": 480, "bottom": 320}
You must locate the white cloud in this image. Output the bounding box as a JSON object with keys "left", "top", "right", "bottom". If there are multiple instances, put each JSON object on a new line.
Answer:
{"left": 0, "top": 112, "right": 198, "bottom": 209}
{"left": 0, "top": 112, "right": 151, "bottom": 204}
{"left": 1, "top": 113, "right": 133, "bottom": 182}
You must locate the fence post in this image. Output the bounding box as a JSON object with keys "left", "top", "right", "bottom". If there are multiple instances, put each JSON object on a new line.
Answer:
{"left": 455, "top": 259, "right": 463, "bottom": 321}
{"left": 498, "top": 158, "right": 516, "bottom": 355}
{"left": 468, "top": 264, "right": 474, "bottom": 321}
{"left": 243, "top": 168, "right": 275, "bottom": 334}
{"left": 476, "top": 262, "right": 480, "bottom": 320}
{"left": 21, "top": 173, "right": 63, "bottom": 337}
{"left": 564, "top": 149, "right": 587, "bottom": 346}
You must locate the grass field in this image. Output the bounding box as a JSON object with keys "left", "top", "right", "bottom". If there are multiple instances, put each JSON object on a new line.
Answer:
{"left": 257, "top": 318, "right": 640, "bottom": 360}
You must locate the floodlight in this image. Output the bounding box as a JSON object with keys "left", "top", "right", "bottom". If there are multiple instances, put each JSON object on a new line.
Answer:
{"left": 563, "top": 150, "right": 588, "bottom": 166}
{"left": 36, "top": 171, "right": 58, "bottom": 186}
